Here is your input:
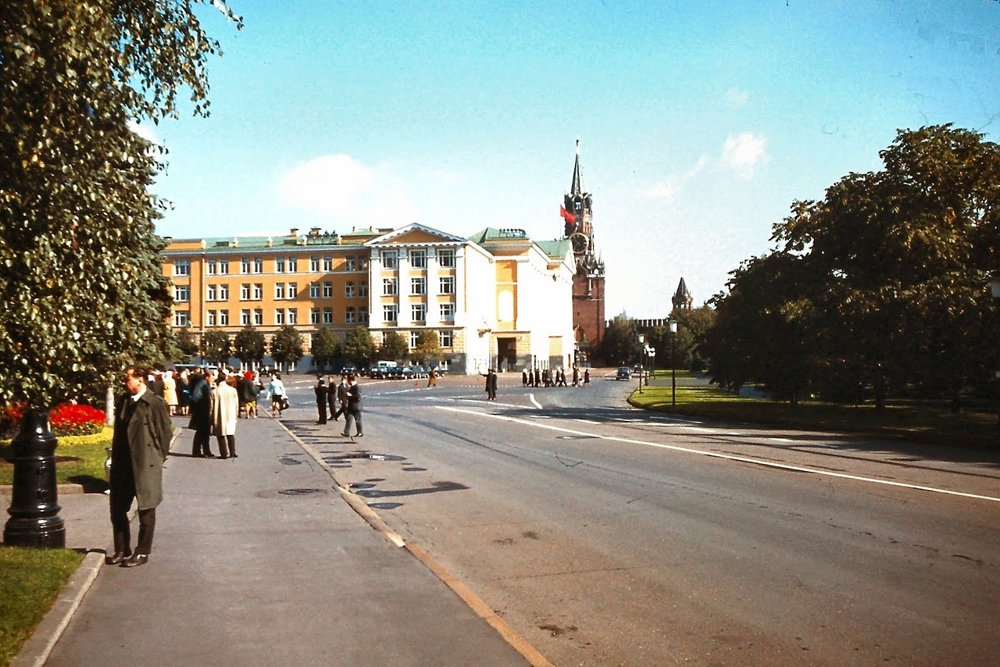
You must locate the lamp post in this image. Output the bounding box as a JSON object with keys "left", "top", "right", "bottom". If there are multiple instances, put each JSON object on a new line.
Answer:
{"left": 637, "top": 333, "right": 645, "bottom": 394}
{"left": 669, "top": 321, "right": 678, "bottom": 406}
{"left": 645, "top": 344, "right": 655, "bottom": 386}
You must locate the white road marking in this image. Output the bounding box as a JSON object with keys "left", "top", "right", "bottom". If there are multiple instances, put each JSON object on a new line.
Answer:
{"left": 528, "top": 394, "right": 543, "bottom": 410}
{"left": 574, "top": 419, "right": 600, "bottom": 424}
{"left": 434, "top": 406, "right": 1000, "bottom": 504}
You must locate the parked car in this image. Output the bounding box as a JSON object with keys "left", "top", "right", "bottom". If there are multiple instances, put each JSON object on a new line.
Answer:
{"left": 616, "top": 366, "right": 631, "bottom": 381}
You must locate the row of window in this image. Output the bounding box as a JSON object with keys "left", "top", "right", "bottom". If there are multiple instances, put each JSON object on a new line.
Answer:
{"left": 173, "top": 311, "right": 454, "bottom": 348}
{"left": 172, "top": 248, "right": 457, "bottom": 277}
{"left": 175, "top": 276, "right": 458, "bottom": 303}
{"left": 174, "top": 302, "right": 457, "bottom": 329}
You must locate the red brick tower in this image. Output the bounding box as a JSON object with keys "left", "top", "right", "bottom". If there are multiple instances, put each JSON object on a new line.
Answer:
{"left": 561, "top": 141, "right": 606, "bottom": 361}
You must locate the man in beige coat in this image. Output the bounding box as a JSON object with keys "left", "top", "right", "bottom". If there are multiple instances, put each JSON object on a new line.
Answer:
{"left": 210, "top": 371, "right": 240, "bottom": 459}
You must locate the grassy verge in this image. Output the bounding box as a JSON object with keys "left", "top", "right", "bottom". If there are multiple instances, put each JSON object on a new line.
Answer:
{"left": 0, "top": 546, "right": 84, "bottom": 667}
{"left": 0, "top": 427, "right": 112, "bottom": 488}
{"left": 633, "top": 371, "right": 1000, "bottom": 449}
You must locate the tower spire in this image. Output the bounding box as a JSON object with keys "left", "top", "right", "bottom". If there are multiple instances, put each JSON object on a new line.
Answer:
{"left": 570, "top": 139, "right": 584, "bottom": 196}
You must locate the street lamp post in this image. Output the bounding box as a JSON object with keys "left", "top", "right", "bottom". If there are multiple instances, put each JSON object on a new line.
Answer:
{"left": 645, "top": 344, "right": 655, "bottom": 386}
{"left": 669, "top": 321, "right": 678, "bottom": 406}
{"left": 637, "top": 333, "right": 645, "bottom": 394}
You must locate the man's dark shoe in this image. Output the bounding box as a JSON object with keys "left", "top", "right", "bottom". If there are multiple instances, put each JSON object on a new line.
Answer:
{"left": 122, "top": 553, "right": 149, "bottom": 568}
{"left": 106, "top": 551, "right": 131, "bottom": 566}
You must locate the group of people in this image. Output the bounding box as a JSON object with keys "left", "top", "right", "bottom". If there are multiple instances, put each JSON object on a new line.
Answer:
{"left": 313, "top": 374, "right": 364, "bottom": 438}
{"left": 521, "top": 366, "right": 590, "bottom": 388}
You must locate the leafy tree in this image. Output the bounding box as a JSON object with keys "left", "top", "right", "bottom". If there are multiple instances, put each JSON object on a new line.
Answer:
{"left": 202, "top": 330, "right": 231, "bottom": 367}
{"left": 343, "top": 326, "right": 376, "bottom": 367}
{"left": 233, "top": 326, "right": 266, "bottom": 368}
{"left": 0, "top": 1, "right": 241, "bottom": 409}
{"left": 379, "top": 331, "right": 409, "bottom": 362}
{"left": 174, "top": 329, "right": 201, "bottom": 362}
{"left": 270, "top": 325, "right": 303, "bottom": 370}
{"left": 411, "top": 330, "right": 442, "bottom": 365}
{"left": 600, "top": 314, "right": 641, "bottom": 367}
{"left": 705, "top": 125, "right": 1000, "bottom": 408}
{"left": 311, "top": 327, "right": 340, "bottom": 371}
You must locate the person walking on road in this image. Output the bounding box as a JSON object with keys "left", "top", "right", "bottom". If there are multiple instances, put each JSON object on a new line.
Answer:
{"left": 326, "top": 375, "right": 339, "bottom": 422}
{"left": 428, "top": 367, "right": 438, "bottom": 388}
{"left": 188, "top": 369, "right": 215, "bottom": 458}
{"left": 211, "top": 371, "right": 240, "bottom": 459}
{"left": 341, "top": 374, "right": 363, "bottom": 439}
{"left": 332, "top": 375, "right": 349, "bottom": 422}
{"left": 314, "top": 377, "right": 329, "bottom": 424}
{"left": 269, "top": 373, "right": 286, "bottom": 418}
{"left": 108, "top": 365, "right": 173, "bottom": 567}
{"left": 482, "top": 368, "right": 498, "bottom": 401}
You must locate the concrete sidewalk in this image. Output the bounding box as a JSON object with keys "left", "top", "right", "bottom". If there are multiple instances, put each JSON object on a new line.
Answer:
{"left": 8, "top": 413, "right": 543, "bottom": 666}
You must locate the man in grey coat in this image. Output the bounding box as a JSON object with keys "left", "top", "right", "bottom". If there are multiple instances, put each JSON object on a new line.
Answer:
{"left": 108, "top": 365, "right": 173, "bottom": 568}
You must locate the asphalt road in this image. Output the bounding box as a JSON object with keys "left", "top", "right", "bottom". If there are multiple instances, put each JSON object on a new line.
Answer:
{"left": 284, "top": 371, "right": 1000, "bottom": 666}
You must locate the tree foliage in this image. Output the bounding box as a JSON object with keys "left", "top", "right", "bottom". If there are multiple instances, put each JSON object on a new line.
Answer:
{"left": 0, "top": 1, "right": 241, "bottom": 407}
{"left": 233, "top": 325, "right": 266, "bottom": 367}
{"left": 174, "top": 328, "right": 200, "bottom": 362}
{"left": 343, "top": 326, "right": 376, "bottom": 366}
{"left": 704, "top": 125, "right": 1000, "bottom": 408}
{"left": 379, "top": 330, "right": 409, "bottom": 363}
{"left": 202, "top": 330, "right": 231, "bottom": 367}
{"left": 600, "top": 314, "right": 641, "bottom": 367}
{"left": 411, "top": 330, "right": 442, "bottom": 365}
{"left": 270, "top": 325, "right": 303, "bottom": 369}
{"left": 311, "top": 327, "right": 340, "bottom": 370}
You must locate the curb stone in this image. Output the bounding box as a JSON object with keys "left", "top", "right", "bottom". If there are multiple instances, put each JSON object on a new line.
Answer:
{"left": 8, "top": 552, "right": 104, "bottom": 667}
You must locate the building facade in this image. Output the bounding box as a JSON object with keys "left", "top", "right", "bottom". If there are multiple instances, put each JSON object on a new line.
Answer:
{"left": 561, "top": 141, "right": 606, "bottom": 360}
{"left": 160, "top": 222, "right": 576, "bottom": 374}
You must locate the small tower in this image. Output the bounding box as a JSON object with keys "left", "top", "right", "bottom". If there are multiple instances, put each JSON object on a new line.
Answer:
{"left": 672, "top": 278, "right": 693, "bottom": 311}
{"left": 561, "top": 141, "right": 606, "bottom": 355}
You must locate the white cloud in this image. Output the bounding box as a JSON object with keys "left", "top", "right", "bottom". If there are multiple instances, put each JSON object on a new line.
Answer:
{"left": 128, "top": 120, "right": 161, "bottom": 145}
{"left": 278, "top": 154, "right": 419, "bottom": 225}
{"left": 721, "top": 132, "right": 767, "bottom": 178}
{"left": 725, "top": 88, "right": 750, "bottom": 108}
{"left": 643, "top": 155, "right": 709, "bottom": 203}
{"left": 279, "top": 155, "right": 374, "bottom": 215}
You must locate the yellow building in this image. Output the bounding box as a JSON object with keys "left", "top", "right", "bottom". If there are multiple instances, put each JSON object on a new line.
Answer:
{"left": 161, "top": 223, "right": 576, "bottom": 374}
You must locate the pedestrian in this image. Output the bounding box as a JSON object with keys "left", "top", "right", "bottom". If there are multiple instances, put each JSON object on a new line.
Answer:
{"left": 107, "top": 364, "right": 173, "bottom": 567}
{"left": 534, "top": 367, "right": 541, "bottom": 387}
{"left": 428, "top": 367, "right": 438, "bottom": 388}
{"left": 188, "top": 369, "right": 215, "bottom": 458}
{"left": 584, "top": 368, "right": 590, "bottom": 386}
{"left": 341, "top": 374, "right": 363, "bottom": 439}
{"left": 572, "top": 366, "right": 580, "bottom": 387}
{"left": 326, "top": 375, "right": 340, "bottom": 421}
{"left": 163, "top": 370, "right": 178, "bottom": 416}
{"left": 269, "top": 372, "right": 286, "bottom": 418}
{"left": 211, "top": 371, "right": 240, "bottom": 459}
{"left": 333, "top": 375, "right": 349, "bottom": 422}
{"left": 177, "top": 369, "right": 190, "bottom": 416}
{"left": 237, "top": 371, "right": 259, "bottom": 418}
{"left": 522, "top": 368, "right": 528, "bottom": 386}
{"left": 482, "top": 368, "right": 498, "bottom": 401}
{"left": 314, "top": 377, "right": 329, "bottom": 424}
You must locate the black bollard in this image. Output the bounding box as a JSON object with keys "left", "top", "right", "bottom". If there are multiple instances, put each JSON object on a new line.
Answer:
{"left": 3, "top": 409, "right": 65, "bottom": 548}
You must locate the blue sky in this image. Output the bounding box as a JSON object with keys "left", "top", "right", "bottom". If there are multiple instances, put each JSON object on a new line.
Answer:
{"left": 144, "top": 1, "right": 1000, "bottom": 317}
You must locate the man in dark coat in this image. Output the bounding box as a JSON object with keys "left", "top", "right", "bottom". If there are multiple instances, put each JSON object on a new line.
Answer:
{"left": 314, "top": 377, "right": 329, "bottom": 424}
{"left": 341, "top": 374, "right": 363, "bottom": 439}
{"left": 482, "top": 368, "right": 498, "bottom": 401}
{"left": 188, "top": 369, "right": 214, "bottom": 457}
{"left": 108, "top": 365, "right": 173, "bottom": 567}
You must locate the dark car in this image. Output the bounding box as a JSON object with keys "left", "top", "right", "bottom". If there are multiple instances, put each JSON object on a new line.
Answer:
{"left": 616, "top": 366, "right": 631, "bottom": 381}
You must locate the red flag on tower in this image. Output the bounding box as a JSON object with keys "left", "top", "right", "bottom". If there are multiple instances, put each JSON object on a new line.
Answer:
{"left": 560, "top": 206, "right": 575, "bottom": 225}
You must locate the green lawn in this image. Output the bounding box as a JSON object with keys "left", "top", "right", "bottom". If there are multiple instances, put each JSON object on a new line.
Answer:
{"left": 0, "top": 546, "right": 83, "bottom": 667}
{"left": 632, "top": 371, "right": 1000, "bottom": 449}
{"left": 0, "top": 427, "right": 112, "bottom": 489}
